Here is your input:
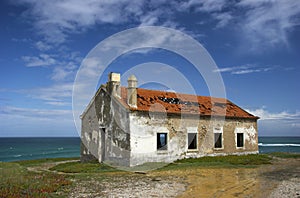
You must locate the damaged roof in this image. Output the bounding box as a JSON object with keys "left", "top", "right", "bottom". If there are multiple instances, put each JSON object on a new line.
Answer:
{"left": 117, "top": 87, "right": 258, "bottom": 119}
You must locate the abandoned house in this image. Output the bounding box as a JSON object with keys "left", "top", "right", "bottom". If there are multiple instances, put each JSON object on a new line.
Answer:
{"left": 81, "top": 72, "right": 259, "bottom": 167}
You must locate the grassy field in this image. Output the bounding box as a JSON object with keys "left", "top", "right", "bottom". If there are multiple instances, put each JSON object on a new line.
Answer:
{"left": 16, "top": 157, "right": 79, "bottom": 167}
{"left": 0, "top": 161, "right": 71, "bottom": 197}
{"left": 49, "top": 160, "right": 119, "bottom": 173}
{"left": 0, "top": 153, "right": 299, "bottom": 197}
{"left": 268, "top": 152, "right": 300, "bottom": 158}
{"left": 161, "top": 154, "right": 273, "bottom": 170}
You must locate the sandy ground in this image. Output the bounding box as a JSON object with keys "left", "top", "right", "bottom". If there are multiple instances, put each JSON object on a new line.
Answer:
{"left": 33, "top": 157, "right": 300, "bottom": 198}
{"left": 263, "top": 158, "right": 300, "bottom": 198}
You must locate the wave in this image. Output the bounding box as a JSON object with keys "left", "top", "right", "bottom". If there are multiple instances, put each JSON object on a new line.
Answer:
{"left": 41, "top": 150, "right": 75, "bottom": 155}
{"left": 259, "top": 143, "right": 300, "bottom": 147}
{"left": 8, "top": 150, "right": 76, "bottom": 159}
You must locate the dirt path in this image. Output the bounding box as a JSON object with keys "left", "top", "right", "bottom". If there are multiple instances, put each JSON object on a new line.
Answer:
{"left": 176, "top": 159, "right": 299, "bottom": 197}
{"left": 263, "top": 158, "right": 300, "bottom": 198}
{"left": 26, "top": 160, "right": 79, "bottom": 174}
{"left": 69, "top": 173, "right": 187, "bottom": 197}
{"left": 174, "top": 158, "right": 300, "bottom": 198}
{"left": 27, "top": 158, "right": 300, "bottom": 197}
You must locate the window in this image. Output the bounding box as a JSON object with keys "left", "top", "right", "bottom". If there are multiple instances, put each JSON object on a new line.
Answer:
{"left": 157, "top": 133, "right": 167, "bottom": 150}
{"left": 237, "top": 133, "right": 244, "bottom": 148}
{"left": 188, "top": 133, "right": 197, "bottom": 150}
{"left": 214, "top": 133, "right": 222, "bottom": 148}
{"left": 214, "top": 126, "right": 223, "bottom": 149}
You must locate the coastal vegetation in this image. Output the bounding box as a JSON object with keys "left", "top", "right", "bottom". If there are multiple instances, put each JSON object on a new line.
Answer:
{"left": 0, "top": 161, "right": 71, "bottom": 197}
{"left": 0, "top": 153, "right": 299, "bottom": 197}
{"left": 269, "top": 152, "right": 300, "bottom": 158}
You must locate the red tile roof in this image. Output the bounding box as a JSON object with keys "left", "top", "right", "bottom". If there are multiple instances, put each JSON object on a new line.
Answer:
{"left": 117, "top": 87, "right": 258, "bottom": 119}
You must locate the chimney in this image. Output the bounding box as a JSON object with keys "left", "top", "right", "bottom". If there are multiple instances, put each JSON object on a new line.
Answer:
{"left": 127, "top": 75, "right": 137, "bottom": 108}
{"left": 107, "top": 72, "right": 121, "bottom": 98}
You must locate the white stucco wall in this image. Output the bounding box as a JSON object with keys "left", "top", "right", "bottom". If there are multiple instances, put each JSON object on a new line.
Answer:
{"left": 129, "top": 113, "right": 187, "bottom": 166}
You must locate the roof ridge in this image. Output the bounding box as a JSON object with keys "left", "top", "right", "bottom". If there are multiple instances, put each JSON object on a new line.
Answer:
{"left": 130, "top": 87, "right": 228, "bottom": 101}
{"left": 117, "top": 86, "right": 258, "bottom": 119}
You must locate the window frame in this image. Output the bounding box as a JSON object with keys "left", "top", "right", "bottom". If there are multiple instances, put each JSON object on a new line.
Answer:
{"left": 187, "top": 127, "right": 198, "bottom": 151}
{"left": 187, "top": 133, "right": 198, "bottom": 151}
{"left": 157, "top": 132, "right": 168, "bottom": 151}
{"left": 213, "top": 127, "right": 223, "bottom": 150}
{"left": 236, "top": 132, "right": 245, "bottom": 149}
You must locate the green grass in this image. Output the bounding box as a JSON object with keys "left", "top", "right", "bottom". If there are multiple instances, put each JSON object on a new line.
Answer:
{"left": 50, "top": 161, "right": 120, "bottom": 173}
{"left": 1, "top": 153, "right": 297, "bottom": 196}
{"left": 269, "top": 152, "right": 300, "bottom": 159}
{"left": 0, "top": 162, "right": 71, "bottom": 197}
{"left": 16, "top": 157, "right": 79, "bottom": 167}
{"left": 50, "top": 154, "right": 273, "bottom": 173}
{"left": 160, "top": 154, "right": 272, "bottom": 170}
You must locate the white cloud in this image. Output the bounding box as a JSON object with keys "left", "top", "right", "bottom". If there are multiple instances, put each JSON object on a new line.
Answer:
{"left": 18, "top": 50, "right": 82, "bottom": 108}
{"left": 212, "top": 12, "right": 232, "bottom": 28}
{"left": 245, "top": 107, "right": 300, "bottom": 136}
{"left": 237, "top": 0, "right": 300, "bottom": 49}
{"left": 15, "top": 0, "right": 300, "bottom": 53}
{"left": 179, "top": 0, "right": 227, "bottom": 12}
{"left": 35, "top": 41, "right": 52, "bottom": 51}
{"left": 17, "top": 0, "right": 148, "bottom": 43}
{"left": 139, "top": 10, "right": 160, "bottom": 26}
{"left": 16, "top": 0, "right": 300, "bottom": 60}
{"left": 22, "top": 54, "right": 56, "bottom": 67}
{"left": 0, "top": 105, "right": 76, "bottom": 136}
{"left": 213, "top": 67, "right": 235, "bottom": 73}
{"left": 231, "top": 69, "right": 261, "bottom": 75}
{"left": 0, "top": 106, "right": 72, "bottom": 121}
{"left": 178, "top": 0, "right": 300, "bottom": 49}
{"left": 246, "top": 108, "right": 300, "bottom": 121}
{"left": 45, "top": 101, "right": 71, "bottom": 106}
{"left": 51, "top": 67, "right": 72, "bottom": 81}
{"left": 21, "top": 83, "right": 74, "bottom": 106}
{"left": 213, "top": 64, "right": 273, "bottom": 75}
{"left": 51, "top": 61, "right": 78, "bottom": 82}
{"left": 16, "top": 0, "right": 229, "bottom": 44}
{"left": 177, "top": 0, "right": 233, "bottom": 29}
{"left": 21, "top": 49, "right": 81, "bottom": 81}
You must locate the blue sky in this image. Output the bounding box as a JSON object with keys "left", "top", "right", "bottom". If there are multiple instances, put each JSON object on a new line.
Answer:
{"left": 0, "top": 0, "right": 299, "bottom": 137}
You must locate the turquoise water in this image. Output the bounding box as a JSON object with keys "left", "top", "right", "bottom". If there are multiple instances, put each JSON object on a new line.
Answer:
{"left": 0, "top": 137, "right": 299, "bottom": 162}
{"left": 0, "top": 137, "right": 80, "bottom": 162}
{"left": 258, "top": 136, "right": 300, "bottom": 153}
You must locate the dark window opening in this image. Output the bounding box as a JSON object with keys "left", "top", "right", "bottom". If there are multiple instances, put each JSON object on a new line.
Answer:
{"left": 188, "top": 133, "right": 197, "bottom": 150}
{"left": 214, "top": 133, "right": 222, "bottom": 148}
{"left": 237, "top": 133, "right": 244, "bottom": 147}
{"left": 157, "top": 133, "right": 167, "bottom": 150}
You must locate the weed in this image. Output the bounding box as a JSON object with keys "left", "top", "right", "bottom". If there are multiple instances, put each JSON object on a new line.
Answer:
{"left": 50, "top": 161, "right": 120, "bottom": 173}
{"left": 0, "top": 162, "right": 71, "bottom": 197}
{"left": 269, "top": 152, "right": 300, "bottom": 159}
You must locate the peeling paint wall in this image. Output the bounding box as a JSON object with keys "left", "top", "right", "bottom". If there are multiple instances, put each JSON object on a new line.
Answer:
{"left": 129, "top": 111, "right": 258, "bottom": 166}
{"left": 81, "top": 88, "right": 131, "bottom": 166}
{"left": 81, "top": 99, "right": 100, "bottom": 162}
{"left": 82, "top": 88, "right": 258, "bottom": 167}
{"left": 96, "top": 89, "right": 131, "bottom": 166}
{"left": 129, "top": 111, "right": 202, "bottom": 166}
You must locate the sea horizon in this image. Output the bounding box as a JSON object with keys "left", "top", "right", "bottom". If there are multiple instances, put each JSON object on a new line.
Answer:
{"left": 0, "top": 136, "right": 299, "bottom": 162}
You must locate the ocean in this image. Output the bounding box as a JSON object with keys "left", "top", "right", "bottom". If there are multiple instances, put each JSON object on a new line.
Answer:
{"left": 258, "top": 136, "right": 300, "bottom": 153}
{"left": 0, "top": 137, "right": 299, "bottom": 162}
{"left": 0, "top": 137, "right": 80, "bottom": 162}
